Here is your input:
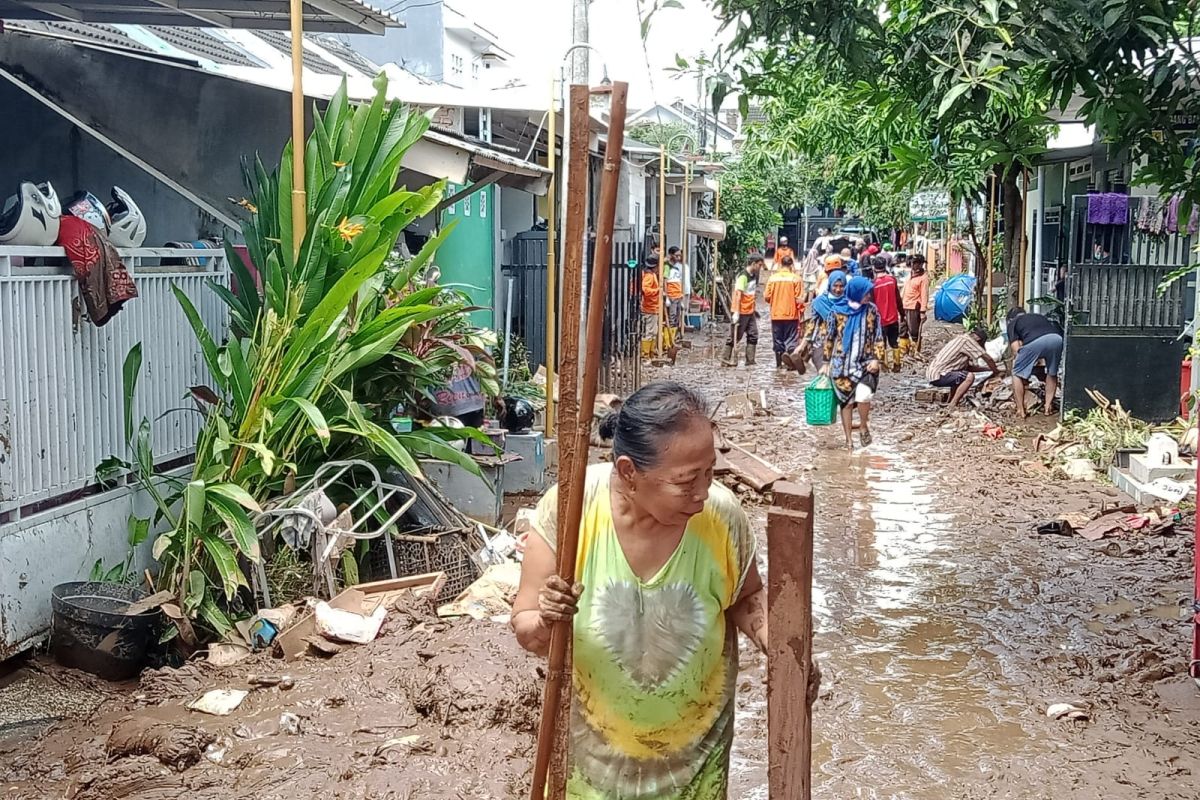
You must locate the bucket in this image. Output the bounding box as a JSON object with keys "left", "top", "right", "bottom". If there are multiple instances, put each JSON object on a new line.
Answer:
{"left": 50, "top": 582, "right": 158, "bottom": 681}
{"left": 805, "top": 376, "right": 837, "bottom": 426}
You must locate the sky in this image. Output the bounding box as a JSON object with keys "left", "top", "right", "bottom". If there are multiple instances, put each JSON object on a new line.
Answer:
{"left": 442, "top": 0, "right": 733, "bottom": 110}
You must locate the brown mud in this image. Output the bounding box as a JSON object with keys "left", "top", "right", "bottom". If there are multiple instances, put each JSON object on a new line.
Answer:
{"left": 0, "top": 597, "right": 540, "bottom": 799}
{"left": 2, "top": 320, "right": 1199, "bottom": 799}
{"left": 658, "top": 321, "right": 1200, "bottom": 799}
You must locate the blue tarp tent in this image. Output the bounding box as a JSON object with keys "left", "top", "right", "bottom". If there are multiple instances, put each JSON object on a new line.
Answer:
{"left": 934, "top": 274, "right": 977, "bottom": 323}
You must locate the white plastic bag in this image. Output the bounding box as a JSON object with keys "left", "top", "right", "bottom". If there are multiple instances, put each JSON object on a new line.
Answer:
{"left": 315, "top": 601, "right": 386, "bottom": 644}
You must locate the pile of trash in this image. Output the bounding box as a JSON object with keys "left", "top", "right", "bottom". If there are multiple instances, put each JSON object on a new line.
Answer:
{"left": 0, "top": 587, "right": 541, "bottom": 800}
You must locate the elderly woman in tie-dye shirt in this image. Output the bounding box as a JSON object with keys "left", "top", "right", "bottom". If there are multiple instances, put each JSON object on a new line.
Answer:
{"left": 512, "top": 381, "right": 818, "bottom": 800}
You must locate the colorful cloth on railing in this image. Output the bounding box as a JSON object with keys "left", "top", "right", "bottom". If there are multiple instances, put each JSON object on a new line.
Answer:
{"left": 58, "top": 216, "right": 137, "bottom": 327}
{"left": 1086, "top": 192, "right": 1130, "bottom": 226}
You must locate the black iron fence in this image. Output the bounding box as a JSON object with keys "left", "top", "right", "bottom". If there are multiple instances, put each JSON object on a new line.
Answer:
{"left": 502, "top": 234, "right": 643, "bottom": 398}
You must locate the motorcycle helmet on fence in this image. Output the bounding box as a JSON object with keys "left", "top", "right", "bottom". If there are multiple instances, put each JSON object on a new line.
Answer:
{"left": 64, "top": 191, "right": 111, "bottom": 233}
{"left": 501, "top": 397, "right": 536, "bottom": 433}
{"left": 106, "top": 186, "right": 146, "bottom": 248}
{"left": 0, "top": 181, "right": 62, "bottom": 246}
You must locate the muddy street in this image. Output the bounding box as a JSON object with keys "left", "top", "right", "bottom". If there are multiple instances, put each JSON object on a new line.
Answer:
{"left": 655, "top": 322, "right": 1200, "bottom": 799}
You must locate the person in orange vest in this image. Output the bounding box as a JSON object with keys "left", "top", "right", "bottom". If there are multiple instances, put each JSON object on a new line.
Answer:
{"left": 774, "top": 236, "right": 795, "bottom": 269}
{"left": 764, "top": 255, "right": 804, "bottom": 369}
{"left": 665, "top": 246, "right": 686, "bottom": 331}
{"left": 722, "top": 254, "right": 763, "bottom": 366}
{"left": 640, "top": 256, "right": 662, "bottom": 355}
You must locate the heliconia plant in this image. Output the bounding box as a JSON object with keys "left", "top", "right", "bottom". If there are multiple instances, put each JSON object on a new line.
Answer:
{"left": 109, "top": 74, "right": 493, "bottom": 637}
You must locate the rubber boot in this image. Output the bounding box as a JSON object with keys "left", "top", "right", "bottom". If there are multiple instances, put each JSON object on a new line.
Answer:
{"left": 891, "top": 349, "right": 902, "bottom": 373}
{"left": 721, "top": 344, "right": 737, "bottom": 367}
{"left": 745, "top": 343, "right": 757, "bottom": 366}
{"left": 775, "top": 352, "right": 783, "bottom": 369}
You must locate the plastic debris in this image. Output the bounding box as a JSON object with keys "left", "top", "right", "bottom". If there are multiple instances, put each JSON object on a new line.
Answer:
{"left": 188, "top": 689, "right": 248, "bottom": 716}
{"left": 314, "top": 601, "right": 386, "bottom": 644}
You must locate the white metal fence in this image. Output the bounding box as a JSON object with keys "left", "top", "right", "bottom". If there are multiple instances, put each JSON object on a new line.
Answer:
{"left": 0, "top": 246, "right": 229, "bottom": 520}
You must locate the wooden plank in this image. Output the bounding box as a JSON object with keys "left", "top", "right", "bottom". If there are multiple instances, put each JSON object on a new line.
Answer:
{"left": 726, "top": 443, "right": 786, "bottom": 492}
{"left": 714, "top": 451, "right": 732, "bottom": 476}
{"left": 123, "top": 590, "right": 174, "bottom": 616}
{"left": 767, "top": 483, "right": 814, "bottom": 800}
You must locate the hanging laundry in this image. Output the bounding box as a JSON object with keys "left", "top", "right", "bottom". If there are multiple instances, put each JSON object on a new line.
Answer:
{"left": 1086, "top": 192, "right": 1129, "bottom": 226}
{"left": 58, "top": 215, "right": 138, "bottom": 326}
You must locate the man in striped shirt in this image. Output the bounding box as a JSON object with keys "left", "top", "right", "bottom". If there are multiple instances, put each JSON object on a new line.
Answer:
{"left": 926, "top": 326, "right": 1001, "bottom": 406}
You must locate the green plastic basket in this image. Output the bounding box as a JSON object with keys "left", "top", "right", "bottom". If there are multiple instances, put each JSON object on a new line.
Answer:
{"left": 805, "top": 376, "right": 837, "bottom": 426}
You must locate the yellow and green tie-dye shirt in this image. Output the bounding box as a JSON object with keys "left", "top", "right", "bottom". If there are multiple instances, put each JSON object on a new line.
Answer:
{"left": 534, "top": 463, "right": 757, "bottom": 800}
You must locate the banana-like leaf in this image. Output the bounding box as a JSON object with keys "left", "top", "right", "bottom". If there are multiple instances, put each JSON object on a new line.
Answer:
{"left": 206, "top": 481, "right": 263, "bottom": 512}
{"left": 172, "top": 287, "right": 225, "bottom": 392}
{"left": 366, "top": 187, "right": 441, "bottom": 225}
{"left": 264, "top": 251, "right": 286, "bottom": 315}
{"left": 348, "top": 82, "right": 389, "bottom": 206}
{"left": 396, "top": 432, "right": 483, "bottom": 477}
{"left": 338, "top": 420, "right": 420, "bottom": 474}
{"left": 286, "top": 242, "right": 391, "bottom": 374}
{"left": 135, "top": 418, "right": 155, "bottom": 477}
{"left": 406, "top": 220, "right": 457, "bottom": 277}
{"left": 184, "top": 479, "right": 206, "bottom": 535}
{"left": 199, "top": 530, "right": 246, "bottom": 600}
{"left": 207, "top": 280, "right": 251, "bottom": 337}
{"left": 283, "top": 396, "right": 331, "bottom": 442}
{"left": 278, "top": 140, "right": 295, "bottom": 276}
{"left": 225, "top": 337, "right": 253, "bottom": 417}
{"left": 198, "top": 595, "right": 234, "bottom": 637}
{"left": 323, "top": 79, "right": 349, "bottom": 148}
{"left": 122, "top": 343, "right": 142, "bottom": 443}
{"left": 207, "top": 492, "right": 260, "bottom": 562}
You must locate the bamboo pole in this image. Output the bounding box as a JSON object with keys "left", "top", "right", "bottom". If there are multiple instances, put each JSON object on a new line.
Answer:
{"left": 657, "top": 146, "right": 667, "bottom": 357}
{"left": 545, "top": 78, "right": 558, "bottom": 440}
{"left": 289, "top": 0, "right": 306, "bottom": 257}
{"left": 985, "top": 173, "right": 996, "bottom": 324}
{"left": 528, "top": 82, "right": 599, "bottom": 800}
{"left": 711, "top": 182, "right": 720, "bottom": 359}
{"left": 1019, "top": 167, "right": 1029, "bottom": 307}
{"left": 679, "top": 159, "right": 690, "bottom": 340}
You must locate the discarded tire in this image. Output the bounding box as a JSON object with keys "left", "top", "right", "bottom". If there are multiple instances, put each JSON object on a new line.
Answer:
{"left": 50, "top": 581, "right": 157, "bottom": 681}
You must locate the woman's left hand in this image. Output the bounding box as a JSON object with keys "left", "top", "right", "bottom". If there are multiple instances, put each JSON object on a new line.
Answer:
{"left": 866, "top": 359, "right": 881, "bottom": 374}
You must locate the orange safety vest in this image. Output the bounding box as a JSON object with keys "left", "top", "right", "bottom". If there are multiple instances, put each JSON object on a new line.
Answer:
{"left": 641, "top": 271, "right": 661, "bottom": 314}
{"left": 765, "top": 269, "right": 803, "bottom": 321}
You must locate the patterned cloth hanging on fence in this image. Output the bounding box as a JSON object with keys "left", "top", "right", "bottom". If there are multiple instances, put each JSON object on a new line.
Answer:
{"left": 1086, "top": 192, "right": 1130, "bottom": 226}
{"left": 58, "top": 215, "right": 137, "bottom": 327}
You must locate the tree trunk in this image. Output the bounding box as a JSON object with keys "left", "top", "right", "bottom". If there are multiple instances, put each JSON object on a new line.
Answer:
{"left": 962, "top": 195, "right": 988, "bottom": 314}
{"left": 999, "top": 166, "right": 1023, "bottom": 311}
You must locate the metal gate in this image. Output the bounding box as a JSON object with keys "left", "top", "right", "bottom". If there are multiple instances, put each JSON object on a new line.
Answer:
{"left": 502, "top": 237, "right": 643, "bottom": 398}
{"left": 1063, "top": 195, "right": 1193, "bottom": 421}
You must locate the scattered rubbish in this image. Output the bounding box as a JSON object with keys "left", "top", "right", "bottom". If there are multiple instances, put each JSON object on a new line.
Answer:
{"left": 723, "top": 390, "right": 767, "bottom": 419}
{"left": 1076, "top": 511, "right": 1130, "bottom": 541}
{"left": 1062, "top": 458, "right": 1098, "bottom": 481}
{"left": 438, "top": 562, "right": 522, "bottom": 620}
{"left": 278, "top": 712, "right": 301, "bottom": 735}
{"left": 204, "top": 738, "right": 231, "bottom": 765}
{"left": 982, "top": 423, "right": 1005, "bottom": 440}
{"left": 207, "top": 642, "right": 251, "bottom": 667}
{"left": 1046, "top": 702, "right": 1090, "bottom": 721}
{"left": 471, "top": 522, "right": 519, "bottom": 570}
{"left": 188, "top": 689, "right": 248, "bottom": 716}
{"left": 1036, "top": 521, "right": 1073, "bottom": 537}
{"left": 1143, "top": 477, "right": 1192, "bottom": 504}
{"left": 248, "top": 674, "right": 295, "bottom": 690}
{"left": 315, "top": 601, "right": 386, "bottom": 644}
{"left": 250, "top": 617, "right": 279, "bottom": 648}
{"left": 122, "top": 590, "right": 175, "bottom": 616}
{"left": 725, "top": 443, "right": 786, "bottom": 492}
{"left": 275, "top": 572, "right": 446, "bottom": 660}
{"left": 376, "top": 735, "right": 426, "bottom": 756}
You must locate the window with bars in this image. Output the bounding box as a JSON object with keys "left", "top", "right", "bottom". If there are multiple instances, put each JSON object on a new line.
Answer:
{"left": 451, "top": 54, "right": 464, "bottom": 77}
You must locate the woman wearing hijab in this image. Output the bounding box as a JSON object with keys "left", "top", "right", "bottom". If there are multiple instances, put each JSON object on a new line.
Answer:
{"left": 784, "top": 268, "right": 847, "bottom": 372}
{"left": 821, "top": 276, "right": 884, "bottom": 450}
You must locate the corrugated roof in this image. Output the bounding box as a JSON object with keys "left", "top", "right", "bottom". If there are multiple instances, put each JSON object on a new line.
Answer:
{"left": 0, "top": 0, "right": 400, "bottom": 34}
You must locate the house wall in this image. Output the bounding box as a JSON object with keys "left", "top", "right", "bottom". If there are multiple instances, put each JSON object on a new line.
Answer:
{"left": 499, "top": 185, "right": 535, "bottom": 265}
{"left": 443, "top": 33, "right": 476, "bottom": 89}
{"left": 349, "top": 2, "right": 445, "bottom": 79}
{"left": 0, "top": 84, "right": 215, "bottom": 242}
{"left": 439, "top": 182, "right": 495, "bottom": 327}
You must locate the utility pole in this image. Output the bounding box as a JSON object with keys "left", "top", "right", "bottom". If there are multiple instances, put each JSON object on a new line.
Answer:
{"left": 571, "top": 0, "right": 589, "bottom": 83}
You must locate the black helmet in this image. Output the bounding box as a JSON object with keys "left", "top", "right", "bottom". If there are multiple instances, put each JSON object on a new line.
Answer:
{"left": 502, "top": 397, "right": 536, "bottom": 433}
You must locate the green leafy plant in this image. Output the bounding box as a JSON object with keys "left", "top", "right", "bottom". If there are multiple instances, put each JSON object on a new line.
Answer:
{"left": 88, "top": 515, "right": 151, "bottom": 585}
{"left": 116, "top": 75, "right": 493, "bottom": 636}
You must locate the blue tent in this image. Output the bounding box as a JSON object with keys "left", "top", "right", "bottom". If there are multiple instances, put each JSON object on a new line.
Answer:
{"left": 934, "top": 274, "right": 977, "bottom": 323}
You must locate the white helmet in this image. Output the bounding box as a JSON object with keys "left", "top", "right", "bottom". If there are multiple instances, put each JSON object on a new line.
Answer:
{"left": 106, "top": 186, "right": 146, "bottom": 248}
{"left": 0, "top": 181, "right": 62, "bottom": 246}
{"left": 64, "top": 191, "right": 111, "bottom": 233}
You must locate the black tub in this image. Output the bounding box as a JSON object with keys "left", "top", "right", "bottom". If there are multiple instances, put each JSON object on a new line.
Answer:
{"left": 50, "top": 581, "right": 157, "bottom": 681}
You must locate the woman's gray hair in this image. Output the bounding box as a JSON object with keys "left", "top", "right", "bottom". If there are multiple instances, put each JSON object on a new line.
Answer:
{"left": 598, "top": 381, "right": 711, "bottom": 470}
